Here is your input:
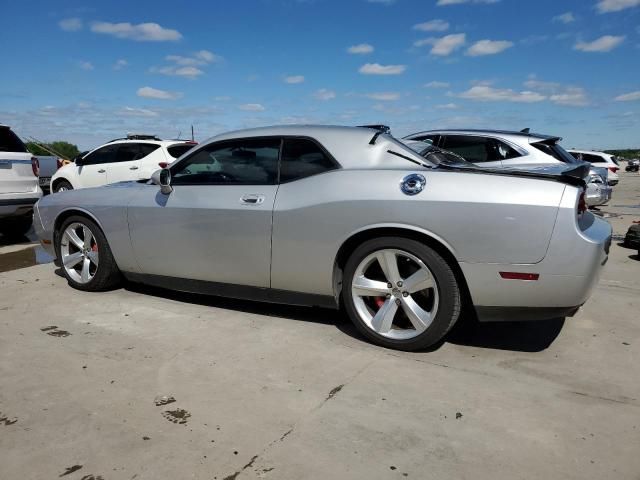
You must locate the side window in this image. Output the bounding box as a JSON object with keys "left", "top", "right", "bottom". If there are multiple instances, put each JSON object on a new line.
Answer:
{"left": 413, "top": 134, "right": 440, "bottom": 146}
{"left": 82, "top": 145, "right": 118, "bottom": 165}
{"left": 115, "top": 143, "right": 160, "bottom": 163}
{"left": 583, "top": 153, "right": 606, "bottom": 163}
{"left": 280, "top": 138, "right": 337, "bottom": 182}
{"left": 171, "top": 138, "right": 280, "bottom": 185}
{"left": 441, "top": 136, "right": 520, "bottom": 163}
{"left": 137, "top": 144, "right": 160, "bottom": 159}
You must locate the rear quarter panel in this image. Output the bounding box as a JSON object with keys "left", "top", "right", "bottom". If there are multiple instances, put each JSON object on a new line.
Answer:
{"left": 271, "top": 169, "right": 566, "bottom": 296}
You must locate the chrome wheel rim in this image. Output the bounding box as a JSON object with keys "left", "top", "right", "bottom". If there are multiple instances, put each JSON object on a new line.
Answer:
{"left": 60, "top": 222, "right": 99, "bottom": 284}
{"left": 351, "top": 249, "right": 439, "bottom": 340}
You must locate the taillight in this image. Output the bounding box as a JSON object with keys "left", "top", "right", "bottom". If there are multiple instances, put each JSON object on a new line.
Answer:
{"left": 158, "top": 162, "right": 168, "bottom": 169}
{"left": 608, "top": 166, "right": 618, "bottom": 173}
{"left": 56, "top": 158, "right": 63, "bottom": 170}
{"left": 578, "top": 189, "right": 587, "bottom": 214}
{"left": 31, "top": 157, "right": 39, "bottom": 177}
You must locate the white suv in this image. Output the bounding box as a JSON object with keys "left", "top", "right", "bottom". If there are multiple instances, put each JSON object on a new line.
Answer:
{"left": 567, "top": 150, "right": 619, "bottom": 186}
{"left": 51, "top": 136, "right": 197, "bottom": 192}
{"left": 0, "top": 124, "right": 42, "bottom": 237}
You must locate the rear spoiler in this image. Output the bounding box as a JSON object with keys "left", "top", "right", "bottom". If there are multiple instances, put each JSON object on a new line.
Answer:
{"left": 438, "top": 162, "right": 590, "bottom": 188}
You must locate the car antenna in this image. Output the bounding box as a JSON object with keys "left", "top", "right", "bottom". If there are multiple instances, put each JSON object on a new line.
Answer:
{"left": 191, "top": 125, "right": 195, "bottom": 142}
{"left": 520, "top": 128, "right": 530, "bottom": 134}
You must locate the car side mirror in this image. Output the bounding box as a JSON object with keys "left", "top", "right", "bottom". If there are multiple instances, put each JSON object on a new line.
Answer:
{"left": 151, "top": 168, "right": 173, "bottom": 194}
{"left": 75, "top": 157, "right": 84, "bottom": 166}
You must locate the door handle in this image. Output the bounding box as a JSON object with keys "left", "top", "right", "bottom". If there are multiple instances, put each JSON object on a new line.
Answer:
{"left": 98, "top": 169, "right": 106, "bottom": 173}
{"left": 129, "top": 166, "right": 139, "bottom": 170}
{"left": 240, "top": 194, "right": 265, "bottom": 205}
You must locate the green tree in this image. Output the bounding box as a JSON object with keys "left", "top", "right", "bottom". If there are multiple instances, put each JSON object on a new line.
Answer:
{"left": 26, "top": 140, "right": 80, "bottom": 159}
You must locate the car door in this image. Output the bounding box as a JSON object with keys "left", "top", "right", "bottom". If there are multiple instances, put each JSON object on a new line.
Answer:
{"left": 126, "top": 137, "right": 281, "bottom": 288}
{"left": 75, "top": 145, "right": 113, "bottom": 187}
{"left": 107, "top": 143, "right": 161, "bottom": 184}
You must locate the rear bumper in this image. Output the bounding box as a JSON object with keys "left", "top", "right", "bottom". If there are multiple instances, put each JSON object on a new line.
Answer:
{"left": 0, "top": 192, "right": 42, "bottom": 218}
{"left": 462, "top": 212, "right": 611, "bottom": 322}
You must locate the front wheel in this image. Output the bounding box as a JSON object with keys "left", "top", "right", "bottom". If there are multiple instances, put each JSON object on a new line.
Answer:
{"left": 342, "top": 237, "right": 461, "bottom": 351}
{"left": 56, "top": 215, "right": 121, "bottom": 291}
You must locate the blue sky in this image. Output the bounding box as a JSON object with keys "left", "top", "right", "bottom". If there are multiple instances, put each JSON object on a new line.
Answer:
{"left": 1, "top": 0, "right": 639, "bottom": 150}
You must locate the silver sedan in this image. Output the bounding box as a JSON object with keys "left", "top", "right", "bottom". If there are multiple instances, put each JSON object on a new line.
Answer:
{"left": 34, "top": 126, "right": 611, "bottom": 351}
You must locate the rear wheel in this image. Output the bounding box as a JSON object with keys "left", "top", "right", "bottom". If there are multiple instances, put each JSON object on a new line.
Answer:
{"left": 53, "top": 180, "right": 73, "bottom": 193}
{"left": 56, "top": 215, "right": 121, "bottom": 291}
{"left": 342, "top": 237, "right": 461, "bottom": 351}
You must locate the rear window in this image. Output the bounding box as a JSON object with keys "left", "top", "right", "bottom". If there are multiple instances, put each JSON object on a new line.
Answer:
{"left": 0, "top": 127, "right": 27, "bottom": 153}
{"left": 532, "top": 142, "right": 578, "bottom": 164}
{"left": 167, "top": 143, "right": 197, "bottom": 158}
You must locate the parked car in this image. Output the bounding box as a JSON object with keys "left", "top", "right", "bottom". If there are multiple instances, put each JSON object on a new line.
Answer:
{"left": 34, "top": 125, "right": 611, "bottom": 351}
{"left": 402, "top": 136, "right": 611, "bottom": 207}
{"left": 585, "top": 169, "right": 612, "bottom": 207}
{"left": 403, "top": 129, "right": 579, "bottom": 168}
{"left": 0, "top": 124, "right": 42, "bottom": 237}
{"left": 50, "top": 135, "right": 197, "bottom": 193}
{"left": 35, "top": 156, "right": 65, "bottom": 194}
{"left": 625, "top": 159, "right": 639, "bottom": 172}
{"left": 567, "top": 150, "right": 619, "bottom": 185}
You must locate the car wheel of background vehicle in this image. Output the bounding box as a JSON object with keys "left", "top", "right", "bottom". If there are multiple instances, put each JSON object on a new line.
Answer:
{"left": 342, "top": 237, "right": 461, "bottom": 351}
{"left": 56, "top": 215, "right": 121, "bottom": 291}
{"left": 53, "top": 180, "right": 73, "bottom": 193}
{"left": 0, "top": 214, "right": 32, "bottom": 238}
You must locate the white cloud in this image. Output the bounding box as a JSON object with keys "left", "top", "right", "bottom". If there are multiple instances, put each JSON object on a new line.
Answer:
{"left": 550, "top": 87, "right": 589, "bottom": 106}
{"left": 137, "top": 86, "right": 182, "bottom": 100}
{"left": 79, "top": 61, "right": 94, "bottom": 71}
{"left": 359, "top": 63, "right": 406, "bottom": 75}
{"left": 466, "top": 39, "right": 513, "bottom": 56}
{"left": 574, "top": 35, "right": 625, "bottom": 52}
{"left": 458, "top": 85, "right": 546, "bottom": 103}
{"left": 437, "top": 0, "right": 499, "bottom": 5}
{"left": 523, "top": 78, "right": 561, "bottom": 91}
{"left": 413, "top": 19, "right": 450, "bottom": 32}
{"left": 429, "top": 33, "right": 466, "bottom": 56}
{"left": 615, "top": 90, "right": 640, "bottom": 101}
{"left": 59, "top": 18, "right": 83, "bottom": 31}
{"left": 151, "top": 66, "right": 204, "bottom": 78}
{"left": 284, "top": 75, "right": 305, "bottom": 84}
{"left": 365, "top": 92, "right": 401, "bottom": 101}
{"left": 552, "top": 12, "right": 575, "bottom": 23}
{"left": 238, "top": 103, "right": 265, "bottom": 111}
{"left": 165, "top": 50, "right": 219, "bottom": 66}
{"left": 596, "top": 0, "right": 640, "bottom": 13}
{"left": 91, "top": 21, "right": 182, "bottom": 41}
{"left": 435, "top": 103, "right": 459, "bottom": 109}
{"left": 121, "top": 106, "right": 158, "bottom": 117}
{"left": 113, "top": 59, "right": 128, "bottom": 70}
{"left": 313, "top": 89, "right": 336, "bottom": 101}
{"left": 347, "top": 43, "right": 374, "bottom": 54}
{"left": 424, "top": 81, "right": 450, "bottom": 88}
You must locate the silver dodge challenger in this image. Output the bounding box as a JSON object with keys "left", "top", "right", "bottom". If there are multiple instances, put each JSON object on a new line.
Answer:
{"left": 34, "top": 126, "right": 611, "bottom": 351}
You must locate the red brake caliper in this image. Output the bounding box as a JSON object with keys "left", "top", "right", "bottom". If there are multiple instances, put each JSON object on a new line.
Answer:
{"left": 91, "top": 241, "right": 98, "bottom": 252}
{"left": 374, "top": 297, "right": 386, "bottom": 309}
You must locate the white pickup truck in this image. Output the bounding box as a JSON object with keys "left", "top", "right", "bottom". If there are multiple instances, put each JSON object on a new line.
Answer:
{"left": 0, "top": 124, "right": 42, "bottom": 237}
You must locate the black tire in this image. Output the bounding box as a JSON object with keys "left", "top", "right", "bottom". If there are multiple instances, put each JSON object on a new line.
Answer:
{"left": 342, "top": 237, "right": 461, "bottom": 351}
{"left": 53, "top": 179, "right": 73, "bottom": 193}
{"left": 0, "top": 214, "right": 33, "bottom": 238}
{"left": 56, "top": 215, "right": 121, "bottom": 291}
